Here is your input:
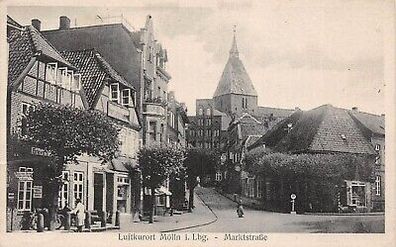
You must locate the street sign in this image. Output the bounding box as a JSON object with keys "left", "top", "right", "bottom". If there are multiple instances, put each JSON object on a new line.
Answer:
{"left": 33, "top": 186, "right": 43, "bottom": 198}
{"left": 291, "top": 193, "right": 296, "bottom": 200}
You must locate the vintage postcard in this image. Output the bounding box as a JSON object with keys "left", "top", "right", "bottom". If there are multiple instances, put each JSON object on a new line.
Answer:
{"left": 1, "top": 0, "right": 395, "bottom": 247}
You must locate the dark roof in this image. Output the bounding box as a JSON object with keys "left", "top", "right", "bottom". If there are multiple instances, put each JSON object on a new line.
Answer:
{"left": 250, "top": 105, "right": 376, "bottom": 155}
{"left": 7, "top": 15, "right": 23, "bottom": 29}
{"left": 8, "top": 25, "right": 73, "bottom": 88}
{"left": 111, "top": 157, "right": 138, "bottom": 172}
{"left": 61, "top": 49, "right": 134, "bottom": 108}
{"left": 255, "top": 106, "right": 295, "bottom": 118}
{"left": 349, "top": 111, "right": 385, "bottom": 136}
{"left": 213, "top": 34, "right": 257, "bottom": 97}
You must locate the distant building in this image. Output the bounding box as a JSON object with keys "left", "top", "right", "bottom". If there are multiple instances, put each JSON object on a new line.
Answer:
{"left": 186, "top": 28, "right": 294, "bottom": 188}
{"left": 166, "top": 91, "right": 189, "bottom": 148}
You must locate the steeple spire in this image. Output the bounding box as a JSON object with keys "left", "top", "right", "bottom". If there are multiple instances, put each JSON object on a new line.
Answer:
{"left": 229, "top": 25, "right": 239, "bottom": 58}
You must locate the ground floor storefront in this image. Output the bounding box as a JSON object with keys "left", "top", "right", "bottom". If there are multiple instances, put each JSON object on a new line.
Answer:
{"left": 6, "top": 153, "right": 140, "bottom": 232}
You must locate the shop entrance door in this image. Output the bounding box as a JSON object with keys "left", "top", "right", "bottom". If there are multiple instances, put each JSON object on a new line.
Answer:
{"left": 94, "top": 173, "right": 104, "bottom": 211}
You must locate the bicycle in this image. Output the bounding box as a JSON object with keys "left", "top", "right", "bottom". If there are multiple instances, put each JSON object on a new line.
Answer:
{"left": 23, "top": 209, "right": 65, "bottom": 230}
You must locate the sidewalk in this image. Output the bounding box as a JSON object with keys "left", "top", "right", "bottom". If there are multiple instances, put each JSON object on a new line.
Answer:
{"left": 119, "top": 192, "right": 217, "bottom": 232}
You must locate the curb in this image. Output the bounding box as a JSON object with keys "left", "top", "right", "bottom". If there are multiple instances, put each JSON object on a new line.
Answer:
{"left": 160, "top": 191, "right": 218, "bottom": 233}
{"left": 303, "top": 212, "right": 385, "bottom": 217}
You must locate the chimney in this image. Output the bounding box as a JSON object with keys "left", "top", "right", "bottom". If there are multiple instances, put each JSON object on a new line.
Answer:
{"left": 352, "top": 107, "right": 358, "bottom": 111}
{"left": 31, "top": 19, "right": 41, "bottom": 31}
{"left": 59, "top": 16, "right": 70, "bottom": 30}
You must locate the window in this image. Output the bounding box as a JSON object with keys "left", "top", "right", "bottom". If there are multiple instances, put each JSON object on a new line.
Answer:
{"left": 375, "top": 144, "right": 380, "bottom": 151}
{"left": 73, "top": 172, "right": 84, "bottom": 201}
{"left": 256, "top": 180, "right": 263, "bottom": 198}
{"left": 72, "top": 74, "right": 81, "bottom": 91}
{"left": 265, "top": 181, "right": 272, "bottom": 201}
{"left": 122, "top": 89, "right": 131, "bottom": 106}
{"left": 45, "top": 63, "right": 57, "bottom": 83}
{"left": 375, "top": 156, "right": 381, "bottom": 165}
{"left": 242, "top": 98, "right": 248, "bottom": 109}
{"left": 375, "top": 176, "right": 381, "bottom": 196}
{"left": 17, "top": 180, "right": 33, "bottom": 211}
{"left": 110, "top": 83, "right": 120, "bottom": 103}
{"left": 215, "top": 172, "right": 222, "bottom": 181}
{"left": 20, "top": 102, "right": 33, "bottom": 136}
{"left": 206, "top": 108, "right": 211, "bottom": 116}
{"left": 198, "top": 108, "right": 203, "bottom": 115}
{"left": 58, "top": 171, "right": 69, "bottom": 209}
{"left": 149, "top": 121, "right": 157, "bottom": 141}
{"left": 58, "top": 68, "right": 68, "bottom": 88}
{"left": 206, "top": 119, "right": 212, "bottom": 125}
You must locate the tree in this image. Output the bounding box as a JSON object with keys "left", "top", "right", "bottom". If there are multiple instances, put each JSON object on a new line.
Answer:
{"left": 23, "top": 103, "right": 120, "bottom": 230}
{"left": 138, "top": 146, "right": 185, "bottom": 223}
{"left": 184, "top": 148, "right": 218, "bottom": 211}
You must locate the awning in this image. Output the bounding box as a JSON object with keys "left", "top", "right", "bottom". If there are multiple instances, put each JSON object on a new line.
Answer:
{"left": 111, "top": 156, "right": 139, "bottom": 172}
{"left": 155, "top": 186, "right": 172, "bottom": 196}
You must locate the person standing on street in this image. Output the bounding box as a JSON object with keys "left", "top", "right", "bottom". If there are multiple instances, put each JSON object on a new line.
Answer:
{"left": 71, "top": 198, "right": 85, "bottom": 232}
{"left": 237, "top": 199, "right": 244, "bottom": 218}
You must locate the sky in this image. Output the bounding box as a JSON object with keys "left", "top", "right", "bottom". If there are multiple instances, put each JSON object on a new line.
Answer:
{"left": 8, "top": 1, "right": 387, "bottom": 115}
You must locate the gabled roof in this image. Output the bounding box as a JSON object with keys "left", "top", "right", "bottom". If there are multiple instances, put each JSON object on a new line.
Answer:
{"left": 7, "top": 15, "right": 23, "bottom": 29}
{"left": 61, "top": 49, "right": 135, "bottom": 108}
{"left": 213, "top": 32, "right": 257, "bottom": 98}
{"left": 249, "top": 105, "right": 376, "bottom": 155}
{"left": 8, "top": 25, "right": 73, "bottom": 89}
{"left": 349, "top": 110, "right": 385, "bottom": 136}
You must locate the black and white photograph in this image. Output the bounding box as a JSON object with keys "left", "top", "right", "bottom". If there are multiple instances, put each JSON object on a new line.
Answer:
{"left": 1, "top": 0, "right": 395, "bottom": 246}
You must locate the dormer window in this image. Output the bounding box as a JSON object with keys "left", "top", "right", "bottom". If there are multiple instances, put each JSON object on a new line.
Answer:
{"left": 110, "top": 83, "right": 120, "bottom": 103}
{"left": 122, "top": 88, "right": 131, "bottom": 106}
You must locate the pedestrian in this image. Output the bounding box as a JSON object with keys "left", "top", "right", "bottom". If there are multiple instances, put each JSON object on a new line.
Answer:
{"left": 236, "top": 199, "right": 244, "bottom": 218}
{"left": 71, "top": 198, "right": 85, "bottom": 232}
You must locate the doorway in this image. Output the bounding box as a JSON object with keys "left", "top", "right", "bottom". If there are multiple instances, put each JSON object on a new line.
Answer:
{"left": 94, "top": 173, "right": 104, "bottom": 211}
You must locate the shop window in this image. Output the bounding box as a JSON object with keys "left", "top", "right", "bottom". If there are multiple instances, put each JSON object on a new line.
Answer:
{"left": 157, "top": 195, "right": 166, "bottom": 206}
{"left": 17, "top": 180, "right": 32, "bottom": 211}
{"left": 73, "top": 172, "right": 84, "bottom": 201}
{"left": 375, "top": 176, "right": 381, "bottom": 196}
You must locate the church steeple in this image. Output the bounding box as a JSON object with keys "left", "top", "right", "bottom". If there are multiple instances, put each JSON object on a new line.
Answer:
{"left": 213, "top": 26, "right": 257, "bottom": 98}
{"left": 229, "top": 25, "right": 239, "bottom": 58}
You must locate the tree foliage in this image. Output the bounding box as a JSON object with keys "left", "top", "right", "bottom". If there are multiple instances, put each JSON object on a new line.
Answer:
{"left": 138, "top": 145, "right": 185, "bottom": 189}
{"left": 184, "top": 148, "right": 219, "bottom": 187}
{"left": 24, "top": 103, "right": 120, "bottom": 165}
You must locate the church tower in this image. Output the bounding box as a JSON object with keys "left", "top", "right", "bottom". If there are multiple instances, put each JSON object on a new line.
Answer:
{"left": 213, "top": 26, "right": 258, "bottom": 117}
